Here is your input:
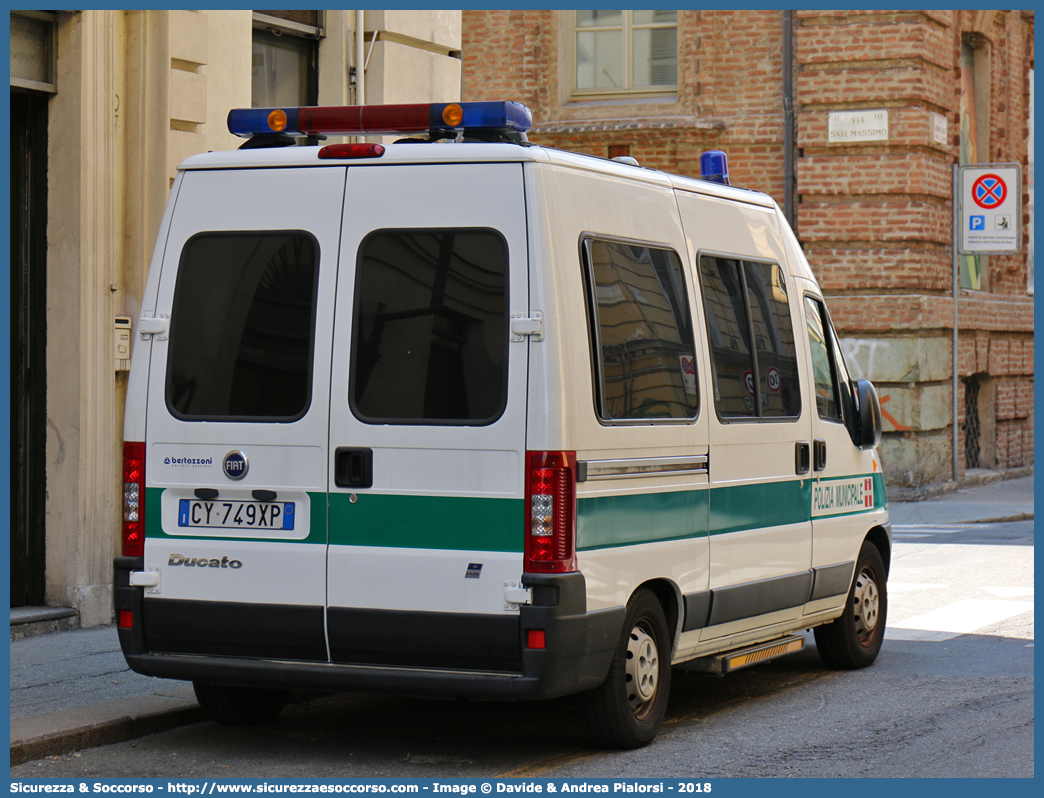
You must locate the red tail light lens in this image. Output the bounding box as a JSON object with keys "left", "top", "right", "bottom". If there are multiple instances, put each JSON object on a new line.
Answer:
{"left": 122, "top": 441, "right": 146, "bottom": 557}
{"left": 525, "top": 451, "right": 577, "bottom": 573}
{"left": 118, "top": 609, "right": 134, "bottom": 629}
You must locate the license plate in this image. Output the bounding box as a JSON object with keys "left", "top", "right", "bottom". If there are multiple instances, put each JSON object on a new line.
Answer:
{"left": 178, "top": 499, "right": 295, "bottom": 531}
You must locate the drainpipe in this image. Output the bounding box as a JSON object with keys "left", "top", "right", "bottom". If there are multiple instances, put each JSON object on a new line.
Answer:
{"left": 355, "top": 10, "right": 365, "bottom": 106}
{"left": 782, "top": 11, "right": 796, "bottom": 228}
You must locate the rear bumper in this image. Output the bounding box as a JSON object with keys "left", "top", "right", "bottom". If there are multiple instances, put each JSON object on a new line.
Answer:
{"left": 114, "top": 558, "right": 622, "bottom": 701}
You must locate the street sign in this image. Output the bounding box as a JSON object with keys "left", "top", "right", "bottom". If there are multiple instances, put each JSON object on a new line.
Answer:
{"left": 959, "top": 163, "right": 1022, "bottom": 254}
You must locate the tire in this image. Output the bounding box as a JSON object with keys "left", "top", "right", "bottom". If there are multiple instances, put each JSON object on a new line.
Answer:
{"left": 193, "top": 681, "right": 290, "bottom": 726}
{"left": 814, "top": 540, "right": 888, "bottom": 669}
{"left": 576, "top": 588, "right": 672, "bottom": 749}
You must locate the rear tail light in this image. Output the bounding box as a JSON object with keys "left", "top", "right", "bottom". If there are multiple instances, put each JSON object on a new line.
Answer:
{"left": 118, "top": 609, "right": 134, "bottom": 629}
{"left": 122, "top": 441, "right": 146, "bottom": 557}
{"left": 524, "top": 451, "right": 577, "bottom": 573}
{"left": 526, "top": 629, "right": 546, "bottom": 649}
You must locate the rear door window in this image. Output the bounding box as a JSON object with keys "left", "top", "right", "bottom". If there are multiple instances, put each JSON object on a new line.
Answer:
{"left": 350, "top": 229, "right": 508, "bottom": 425}
{"left": 166, "top": 231, "right": 320, "bottom": 421}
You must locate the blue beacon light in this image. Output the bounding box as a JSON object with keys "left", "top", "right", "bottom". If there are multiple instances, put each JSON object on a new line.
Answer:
{"left": 700, "top": 151, "right": 730, "bottom": 185}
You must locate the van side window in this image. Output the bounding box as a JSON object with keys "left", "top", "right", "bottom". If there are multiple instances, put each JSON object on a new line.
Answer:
{"left": 582, "top": 238, "right": 698, "bottom": 421}
{"left": 699, "top": 255, "right": 801, "bottom": 420}
{"left": 167, "top": 232, "right": 319, "bottom": 420}
{"left": 351, "top": 229, "right": 508, "bottom": 425}
{"left": 804, "top": 296, "right": 842, "bottom": 421}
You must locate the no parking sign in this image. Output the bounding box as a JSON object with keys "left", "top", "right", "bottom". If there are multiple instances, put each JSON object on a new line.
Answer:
{"left": 959, "top": 163, "right": 1022, "bottom": 254}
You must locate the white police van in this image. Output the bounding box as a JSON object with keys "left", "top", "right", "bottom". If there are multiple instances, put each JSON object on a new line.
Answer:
{"left": 115, "top": 100, "right": 889, "bottom": 749}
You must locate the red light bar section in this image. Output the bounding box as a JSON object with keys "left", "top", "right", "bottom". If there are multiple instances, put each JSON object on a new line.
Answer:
{"left": 301, "top": 105, "right": 432, "bottom": 136}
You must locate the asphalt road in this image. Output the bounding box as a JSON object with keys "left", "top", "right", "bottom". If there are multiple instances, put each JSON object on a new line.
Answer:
{"left": 11, "top": 520, "right": 1034, "bottom": 779}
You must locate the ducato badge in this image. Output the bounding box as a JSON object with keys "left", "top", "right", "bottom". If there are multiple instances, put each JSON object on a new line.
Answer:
{"left": 222, "top": 450, "right": 249, "bottom": 481}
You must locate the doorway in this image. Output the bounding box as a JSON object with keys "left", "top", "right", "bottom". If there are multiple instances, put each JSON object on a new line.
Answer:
{"left": 11, "top": 89, "right": 48, "bottom": 606}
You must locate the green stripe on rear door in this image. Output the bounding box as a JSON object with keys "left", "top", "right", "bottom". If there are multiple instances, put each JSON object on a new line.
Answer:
{"left": 328, "top": 492, "right": 525, "bottom": 551}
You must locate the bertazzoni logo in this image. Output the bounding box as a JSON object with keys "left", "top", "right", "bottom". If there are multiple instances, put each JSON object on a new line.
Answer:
{"left": 163, "top": 455, "right": 213, "bottom": 467}
{"left": 223, "top": 450, "right": 249, "bottom": 480}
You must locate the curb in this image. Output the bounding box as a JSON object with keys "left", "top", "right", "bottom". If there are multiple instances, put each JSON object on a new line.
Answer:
{"left": 968, "top": 512, "right": 1034, "bottom": 524}
{"left": 10, "top": 607, "right": 80, "bottom": 642}
{"left": 10, "top": 694, "right": 204, "bottom": 767}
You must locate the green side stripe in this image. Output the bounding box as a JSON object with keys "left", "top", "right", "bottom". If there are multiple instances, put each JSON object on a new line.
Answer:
{"left": 328, "top": 492, "right": 524, "bottom": 551}
{"left": 708, "top": 480, "right": 811, "bottom": 537}
{"left": 146, "top": 472, "right": 885, "bottom": 553}
{"left": 577, "top": 489, "right": 709, "bottom": 551}
{"left": 875, "top": 472, "right": 888, "bottom": 507}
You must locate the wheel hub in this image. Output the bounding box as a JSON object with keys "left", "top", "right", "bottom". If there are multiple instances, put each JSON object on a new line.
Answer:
{"left": 625, "top": 625, "right": 659, "bottom": 710}
{"left": 852, "top": 565, "right": 880, "bottom": 639}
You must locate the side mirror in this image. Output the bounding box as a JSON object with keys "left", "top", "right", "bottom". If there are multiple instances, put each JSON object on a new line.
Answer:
{"left": 855, "top": 379, "right": 882, "bottom": 450}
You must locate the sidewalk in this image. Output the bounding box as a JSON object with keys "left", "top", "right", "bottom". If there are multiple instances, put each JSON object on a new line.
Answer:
{"left": 887, "top": 474, "right": 1035, "bottom": 526}
{"left": 9, "top": 472, "right": 1034, "bottom": 767}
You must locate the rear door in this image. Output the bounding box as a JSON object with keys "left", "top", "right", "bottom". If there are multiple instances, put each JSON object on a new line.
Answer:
{"left": 141, "top": 166, "right": 345, "bottom": 661}
{"left": 325, "top": 162, "right": 530, "bottom": 672}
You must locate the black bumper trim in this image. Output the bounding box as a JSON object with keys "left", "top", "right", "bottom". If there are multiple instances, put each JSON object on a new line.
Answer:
{"left": 115, "top": 563, "right": 624, "bottom": 701}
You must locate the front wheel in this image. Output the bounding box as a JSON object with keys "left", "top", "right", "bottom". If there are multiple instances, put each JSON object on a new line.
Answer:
{"left": 814, "top": 540, "right": 888, "bottom": 669}
{"left": 193, "top": 681, "right": 290, "bottom": 726}
{"left": 576, "top": 588, "right": 672, "bottom": 749}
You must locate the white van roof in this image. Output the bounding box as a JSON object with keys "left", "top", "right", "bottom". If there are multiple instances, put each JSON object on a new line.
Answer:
{"left": 178, "top": 142, "right": 779, "bottom": 210}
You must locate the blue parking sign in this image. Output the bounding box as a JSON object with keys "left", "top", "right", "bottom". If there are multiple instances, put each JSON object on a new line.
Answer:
{"left": 970, "top": 215, "right": 985, "bottom": 230}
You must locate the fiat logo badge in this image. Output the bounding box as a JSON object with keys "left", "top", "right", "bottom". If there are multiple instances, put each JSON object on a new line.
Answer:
{"left": 222, "top": 451, "right": 249, "bottom": 481}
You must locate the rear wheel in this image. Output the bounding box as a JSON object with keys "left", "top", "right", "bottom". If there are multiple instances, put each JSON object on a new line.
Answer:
{"left": 193, "top": 681, "right": 290, "bottom": 725}
{"left": 814, "top": 540, "right": 887, "bottom": 669}
{"left": 577, "top": 588, "right": 671, "bottom": 749}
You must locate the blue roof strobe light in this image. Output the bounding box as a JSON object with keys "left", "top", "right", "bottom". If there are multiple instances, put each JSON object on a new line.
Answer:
{"left": 700, "top": 150, "right": 730, "bottom": 185}
{"left": 227, "top": 101, "right": 533, "bottom": 139}
{"left": 447, "top": 101, "right": 532, "bottom": 133}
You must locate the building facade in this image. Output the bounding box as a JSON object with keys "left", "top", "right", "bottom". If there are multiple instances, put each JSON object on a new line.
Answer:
{"left": 462, "top": 9, "right": 1034, "bottom": 493}
{"left": 9, "top": 9, "right": 462, "bottom": 624}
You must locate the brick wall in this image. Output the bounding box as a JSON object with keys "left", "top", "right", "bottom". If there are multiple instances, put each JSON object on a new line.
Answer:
{"left": 461, "top": 9, "right": 1034, "bottom": 487}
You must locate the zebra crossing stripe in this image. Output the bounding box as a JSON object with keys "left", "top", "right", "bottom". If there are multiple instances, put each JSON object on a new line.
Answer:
{"left": 886, "top": 598, "right": 1033, "bottom": 642}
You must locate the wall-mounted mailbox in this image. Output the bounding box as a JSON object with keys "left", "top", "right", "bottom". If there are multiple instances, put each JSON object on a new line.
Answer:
{"left": 115, "top": 316, "right": 132, "bottom": 372}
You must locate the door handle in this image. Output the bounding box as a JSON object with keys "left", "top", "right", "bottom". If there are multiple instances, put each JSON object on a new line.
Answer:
{"left": 335, "top": 447, "right": 373, "bottom": 488}
{"left": 813, "top": 439, "right": 827, "bottom": 472}
{"left": 795, "top": 442, "right": 810, "bottom": 475}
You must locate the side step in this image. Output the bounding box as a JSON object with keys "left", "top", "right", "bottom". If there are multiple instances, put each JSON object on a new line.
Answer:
{"left": 678, "top": 634, "right": 805, "bottom": 675}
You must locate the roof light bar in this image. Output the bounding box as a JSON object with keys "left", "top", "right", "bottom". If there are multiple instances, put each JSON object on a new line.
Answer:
{"left": 227, "top": 101, "right": 533, "bottom": 139}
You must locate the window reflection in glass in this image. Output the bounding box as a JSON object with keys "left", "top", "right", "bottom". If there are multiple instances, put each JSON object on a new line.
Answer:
{"left": 699, "top": 256, "right": 801, "bottom": 420}
{"left": 351, "top": 230, "right": 508, "bottom": 425}
{"left": 168, "top": 233, "right": 319, "bottom": 420}
{"left": 585, "top": 239, "right": 698, "bottom": 421}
